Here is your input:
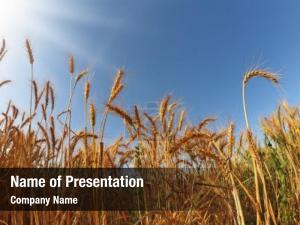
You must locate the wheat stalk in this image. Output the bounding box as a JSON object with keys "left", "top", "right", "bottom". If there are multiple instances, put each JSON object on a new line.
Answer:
{"left": 242, "top": 69, "right": 279, "bottom": 129}
{"left": 67, "top": 54, "right": 75, "bottom": 165}
{"left": 84, "top": 80, "right": 90, "bottom": 155}
{"left": 25, "top": 39, "right": 35, "bottom": 135}
{"left": 99, "top": 69, "right": 125, "bottom": 144}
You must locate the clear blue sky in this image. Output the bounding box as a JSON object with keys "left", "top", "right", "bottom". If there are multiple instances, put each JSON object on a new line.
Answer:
{"left": 1, "top": 0, "right": 300, "bottom": 140}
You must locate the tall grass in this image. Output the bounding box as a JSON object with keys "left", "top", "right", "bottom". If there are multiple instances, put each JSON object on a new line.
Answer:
{"left": 0, "top": 39, "right": 299, "bottom": 224}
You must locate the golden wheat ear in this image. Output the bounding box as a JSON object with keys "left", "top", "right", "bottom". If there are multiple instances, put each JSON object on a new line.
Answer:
{"left": 89, "top": 103, "right": 96, "bottom": 128}
{"left": 25, "top": 39, "right": 34, "bottom": 65}
{"left": 243, "top": 70, "right": 279, "bottom": 86}
{"left": 108, "top": 69, "right": 124, "bottom": 104}
{"left": 106, "top": 104, "right": 133, "bottom": 126}
{"left": 84, "top": 81, "right": 90, "bottom": 102}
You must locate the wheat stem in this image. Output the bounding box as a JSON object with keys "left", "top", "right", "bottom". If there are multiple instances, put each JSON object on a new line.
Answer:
{"left": 242, "top": 83, "right": 249, "bottom": 129}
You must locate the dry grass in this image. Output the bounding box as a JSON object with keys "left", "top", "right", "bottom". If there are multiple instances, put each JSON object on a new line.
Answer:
{"left": 0, "top": 39, "right": 299, "bottom": 224}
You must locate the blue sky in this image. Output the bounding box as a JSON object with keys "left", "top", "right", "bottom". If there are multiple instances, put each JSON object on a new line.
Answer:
{"left": 1, "top": 0, "right": 300, "bottom": 140}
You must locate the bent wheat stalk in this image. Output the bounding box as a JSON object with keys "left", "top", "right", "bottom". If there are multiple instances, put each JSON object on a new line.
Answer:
{"left": 242, "top": 70, "right": 279, "bottom": 129}
{"left": 242, "top": 70, "right": 279, "bottom": 225}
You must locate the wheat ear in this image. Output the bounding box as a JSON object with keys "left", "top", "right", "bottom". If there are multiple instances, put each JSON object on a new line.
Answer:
{"left": 242, "top": 70, "right": 279, "bottom": 129}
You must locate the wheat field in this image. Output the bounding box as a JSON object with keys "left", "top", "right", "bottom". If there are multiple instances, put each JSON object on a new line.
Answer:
{"left": 0, "top": 39, "right": 299, "bottom": 225}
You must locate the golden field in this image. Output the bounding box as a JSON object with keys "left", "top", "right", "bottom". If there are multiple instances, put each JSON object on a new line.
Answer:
{"left": 0, "top": 39, "right": 299, "bottom": 225}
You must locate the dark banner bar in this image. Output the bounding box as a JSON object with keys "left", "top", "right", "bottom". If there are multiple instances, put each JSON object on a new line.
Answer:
{"left": 0, "top": 168, "right": 224, "bottom": 211}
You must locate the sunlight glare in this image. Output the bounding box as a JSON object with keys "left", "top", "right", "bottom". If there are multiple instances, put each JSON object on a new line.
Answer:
{"left": 0, "top": 0, "right": 30, "bottom": 36}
